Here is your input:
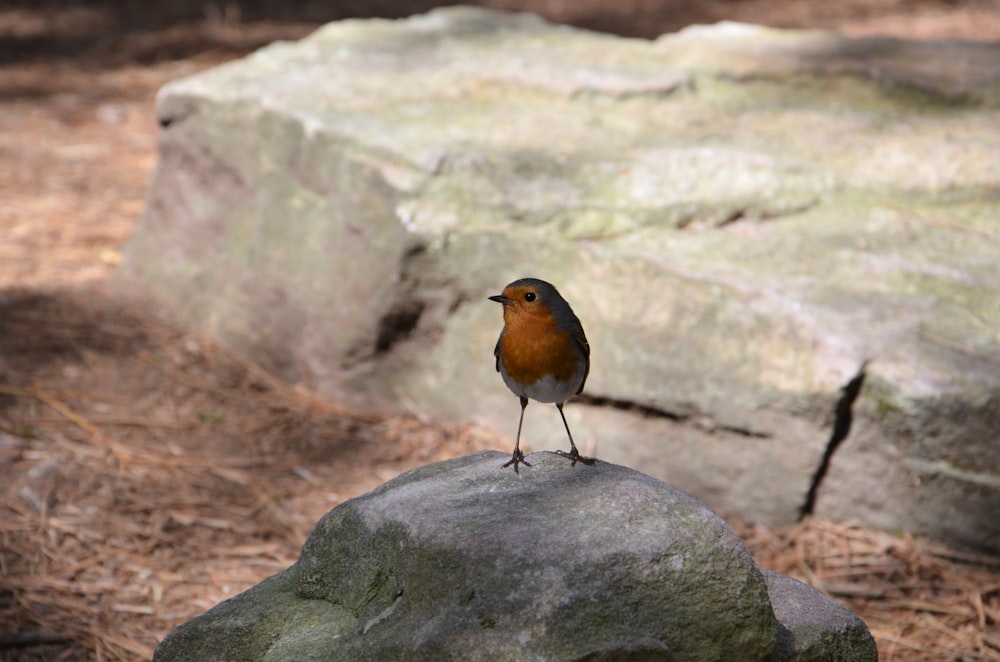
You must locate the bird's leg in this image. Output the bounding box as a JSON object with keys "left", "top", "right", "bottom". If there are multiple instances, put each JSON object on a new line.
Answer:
{"left": 554, "top": 402, "right": 596, "bottom": 466}
{"left": 502, "top": 397, "right": 532, "bottom": 472}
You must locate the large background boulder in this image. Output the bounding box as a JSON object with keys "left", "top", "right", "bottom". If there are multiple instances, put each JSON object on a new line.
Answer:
{"left": 118, "top": 7, "right": 1000, "bottom": 551}
{"left": 152, "top": 452, "right": 876, "bottom": 662}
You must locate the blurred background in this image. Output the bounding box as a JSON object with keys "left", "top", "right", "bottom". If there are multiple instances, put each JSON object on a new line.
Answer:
{"left": 3, "top": 0, "right": 1000, "bottom": 65}
{"left": 1, "top": 2, "right": 999, "bottom": 661}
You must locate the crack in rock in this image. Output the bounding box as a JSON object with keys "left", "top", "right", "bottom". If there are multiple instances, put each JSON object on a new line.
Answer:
{"left": 799, "top": 361, "right": 870, "bottom": 520}
{"left": 576, "top": 393, "right": 689, "bottom": 421}
{"left": 374, "top": 299, "right": 425, "bottom": 354}
{"left": 576, "top": 394, "right": 771, "bottom": 438}
{"left": 371, "top": 244, "right": 430, "bottom": 357}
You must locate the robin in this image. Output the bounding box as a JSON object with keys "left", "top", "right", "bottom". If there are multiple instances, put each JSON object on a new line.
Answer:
{"left": 489, "top": 277, "right": 596, "bottom": 472}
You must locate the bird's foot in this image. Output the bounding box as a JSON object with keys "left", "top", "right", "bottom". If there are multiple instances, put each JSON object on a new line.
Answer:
{"left": 502, "top": 449, "right": 531, "bottom": 473}
{"left": 555, "top": 448, "right": 596, "bottom": 467}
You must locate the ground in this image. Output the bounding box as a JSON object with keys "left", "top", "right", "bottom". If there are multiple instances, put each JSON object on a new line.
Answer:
{"left": 1, "top": 2, "right": 999, "bottom": 661}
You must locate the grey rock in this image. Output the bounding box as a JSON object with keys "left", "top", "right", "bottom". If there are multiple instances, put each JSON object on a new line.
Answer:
{"left": 152, "top": 452, "right": 876, "bottom": 662}
{"left": 763, "top": 570, "right": 877, "bottom": 662}
{"left": 118, "top": 7, "right": 1000, "bottom": 551}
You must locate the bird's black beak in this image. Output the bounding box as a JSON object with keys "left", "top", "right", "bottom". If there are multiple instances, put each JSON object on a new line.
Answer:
{"left": 488, "top": 294, "right": 512, "bottom": 304}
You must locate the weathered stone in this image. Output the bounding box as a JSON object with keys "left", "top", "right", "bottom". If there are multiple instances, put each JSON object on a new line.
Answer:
{"left": 763, "top": 569, "right": 877, "bottom": 662}
{"left": 119, "top": 7, "right": 1000, "bottom": 551}
{"left": 152, "top": 452, "right": 876, "bottom": 662}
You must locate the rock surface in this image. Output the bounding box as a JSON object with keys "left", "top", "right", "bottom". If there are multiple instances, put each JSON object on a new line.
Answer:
{"left": 119, "top": 7, "right": 1000, "bottom": 551}
{"left": 152, "top": 452, "right": 876, "bottom": 662}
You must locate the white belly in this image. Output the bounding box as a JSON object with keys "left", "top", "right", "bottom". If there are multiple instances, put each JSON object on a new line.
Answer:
{"left": 502, "top": 371, "right": 582, "bottom": 404}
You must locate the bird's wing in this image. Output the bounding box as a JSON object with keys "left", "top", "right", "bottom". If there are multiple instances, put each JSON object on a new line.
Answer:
{"left": 573, "top": 330, "right": 590, "bottom": 395}
{"left": 493, "top": 334, "right": 503, "bottom": 372}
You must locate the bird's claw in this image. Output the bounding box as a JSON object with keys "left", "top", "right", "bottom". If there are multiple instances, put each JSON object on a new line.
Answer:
{"left": 555, "top": 448, "right": 596, "bottom": 467}
{"left": 502, "top": 450, "right": 531, "bottom": 473}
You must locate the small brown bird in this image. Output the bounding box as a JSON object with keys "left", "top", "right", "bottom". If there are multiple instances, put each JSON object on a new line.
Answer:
{"left": 489, "top": 277, "right": 596, "bottom": 472}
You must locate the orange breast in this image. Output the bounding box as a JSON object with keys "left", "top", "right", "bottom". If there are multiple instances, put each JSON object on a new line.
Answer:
{"left": 499, "top": 310, "right": 582, "bottom": 386}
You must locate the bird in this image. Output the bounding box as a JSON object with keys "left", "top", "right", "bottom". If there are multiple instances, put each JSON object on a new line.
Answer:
{"left": 489, "top": 277, "right": 596, "bottom": 472}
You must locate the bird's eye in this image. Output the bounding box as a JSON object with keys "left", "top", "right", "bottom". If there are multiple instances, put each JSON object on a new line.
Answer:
{"left": 524, "top": 292, "right": 536, "bottom": 302}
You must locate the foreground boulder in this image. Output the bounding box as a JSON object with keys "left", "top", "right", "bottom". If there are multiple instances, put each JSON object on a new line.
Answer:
{"left": 153, "top": 452, "right": 875, "bottom": 661}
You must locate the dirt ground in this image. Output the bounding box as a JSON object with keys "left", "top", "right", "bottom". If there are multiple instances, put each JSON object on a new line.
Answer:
{"left": 1, "top": 2, "right": 1000, "bottom": 661}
